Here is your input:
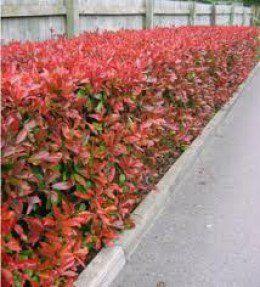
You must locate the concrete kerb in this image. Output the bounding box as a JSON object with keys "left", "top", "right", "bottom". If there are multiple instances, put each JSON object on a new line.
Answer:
{"left": 75, "top": 63, "right": 259, "bottom": 287}
{"left": 75, "top": 247, "right": 125, "bottom": 287}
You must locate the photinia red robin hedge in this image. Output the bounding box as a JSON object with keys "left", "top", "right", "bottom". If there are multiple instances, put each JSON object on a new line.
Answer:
{"left": 1, "top": 26, "right": 258, "bottom": 287}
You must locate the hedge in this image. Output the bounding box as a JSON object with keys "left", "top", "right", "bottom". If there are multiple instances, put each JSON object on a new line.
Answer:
{"left": 1, "top": 26, "right": 258, "bottom": 287}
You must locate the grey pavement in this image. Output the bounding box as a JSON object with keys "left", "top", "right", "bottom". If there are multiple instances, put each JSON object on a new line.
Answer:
{"left": 112, "top": 66, "right": 260, "bottom": 287}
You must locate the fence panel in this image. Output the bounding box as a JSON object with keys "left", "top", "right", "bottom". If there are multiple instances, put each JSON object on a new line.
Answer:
{"left": 0, "top": 0, "right": 253, "bottom": 44}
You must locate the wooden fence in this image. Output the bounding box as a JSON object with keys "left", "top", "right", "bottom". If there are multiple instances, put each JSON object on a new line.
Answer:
{"left": 1, "top": 0, "right": 253, "bottom": 44}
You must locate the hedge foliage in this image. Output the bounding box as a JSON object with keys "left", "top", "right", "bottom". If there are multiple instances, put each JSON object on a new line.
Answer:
{"left": 1, "top": 26, "right": 258, "bottom": 287}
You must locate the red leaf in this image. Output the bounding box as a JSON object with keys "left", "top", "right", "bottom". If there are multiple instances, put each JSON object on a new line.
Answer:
{"left": 16, "top": 129, "right": 28, "bottom": 144}
{"left": 26, "top": 196, "right": 41, "bottom": 214}
{"left": 5, "top": 238, "right": 21, "bottom": 252}
{"left": 14, "top": 224, "right": 28, "bottom": 242}
{"left": 108, "top": 166, "right": 116, "bottom": 182}
{"left": 52, "top": 181, "right": 73, "bottom": 191}
{"left": 25, "top": 217, "right": 44, "bottom": 244}
{"left": 28, "top": 151, "right": 62, "bottom": 165}
{"left": 1, "top": 268, "right": 13, "bottom": 287}
{"left": 13, "top": 259, "right": 38, "bottom": 269}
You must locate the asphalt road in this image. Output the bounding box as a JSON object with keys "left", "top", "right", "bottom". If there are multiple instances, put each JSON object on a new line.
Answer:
{"left": 112, "top": 66, "right": 260, "bottom": 287}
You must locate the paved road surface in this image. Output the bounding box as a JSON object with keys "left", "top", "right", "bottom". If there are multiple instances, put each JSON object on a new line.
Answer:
{"left": 112, "top": 66, "right": 260, "bottom": 287}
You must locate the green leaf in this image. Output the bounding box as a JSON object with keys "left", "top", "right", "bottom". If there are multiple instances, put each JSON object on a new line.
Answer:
{"left": 88, "top": 157, "right": 94, "bottom": 168}
{"left": 2, "top": 163, "right": 14, "bottom": 172}
{"left": 13, "top": 273, "right": 23, "bottom": 287}
{"left": 123, "top": 186, "right": 129, "bottom": 193}
{"left": 32, "top": 275, "right": 40, "bottom": 283}
{"left": 52, "top": 164, "right": 63, "bottom": 171}
{"left": 119, "top": 174, "right": 126, "bottom": 184}
{"left": 93, "top": 122, "right": 103, "bottom": 132}
{"left": 24, "top": 269, "right": 34, "bottom": 277}
{"left": 99, "top": 143, "right": 106, "bottom": 152}
{"left": 31, "top": 166, "right": 44, "bottom": 180}
{"left": 77, "top": 89, "right": 86, "bottom": 98}
{"left": 79, "top": 203, "right": 87, "bottom": 211}
{"left": 95, "top": 101, "right": 103, "bottom": 113}
{"left": 76, "top": 185, "right": 86, "bottom": 192}
{"left": 39, "top": 181, "right": 45, "bottom": 189}
{"left": 187, "top": 71, "right": 196, "bottom": 81}
{"left": 46, "top": 197, "right": 52, "bottom": 209}
{"left": 86, "top": 180, "right": 93, "bottom": 189}
{"left": 73, "top": 163, "right": 82, "bottom": 173}
{"left": 20, "top": 250, "right": 33, "bottom": 257}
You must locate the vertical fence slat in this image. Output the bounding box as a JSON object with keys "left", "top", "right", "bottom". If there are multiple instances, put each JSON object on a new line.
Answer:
{"left": 210, "top": 4, "right": 216, "bottom": 26}
{"left": 242, "top": 6, "right": 246, "bottom": 26}
{"left": 250, "top": 5, "right": 255, "bottom": 26}
{"left": 145, "top": 0, "right": 154, "bottom": 29}
{"left": 189, "top": 1, "right": 196, "bottom": 26}
{"left": 66, "top": 0, "right": 80, "bottom": 37}
{"left": 229, "top": 4, "right": 235, "bottom": 26}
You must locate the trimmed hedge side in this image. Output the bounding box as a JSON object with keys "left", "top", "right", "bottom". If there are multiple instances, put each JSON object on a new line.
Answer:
{"left": 1, "top": 26, "right": 258, "bottom": 287}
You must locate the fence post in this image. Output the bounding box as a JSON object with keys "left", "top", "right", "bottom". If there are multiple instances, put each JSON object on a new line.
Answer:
{"left": 229, "top": 4, "right": 234, "bottom": 25}
{"left": 250, "top": 5, "right": 255, "bottom": 26}
{"left": 189, "top": 1, "right": 197, "bottom": 26}
{"left": 242, "top": 6, "right": 246, "bottom": 26}
{"left": 210, "top": 3, "right": 216, "bottom": 26}
{"left": 145, "top": 0, "right": 154, "bottom": 29}
{"left": 66, "top": 0, "right": 80, "bottom": 38}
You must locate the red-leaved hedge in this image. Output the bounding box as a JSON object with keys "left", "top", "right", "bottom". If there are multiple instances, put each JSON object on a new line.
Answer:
{"left": 1, "top": 26, "right": 258, "bottom": 287}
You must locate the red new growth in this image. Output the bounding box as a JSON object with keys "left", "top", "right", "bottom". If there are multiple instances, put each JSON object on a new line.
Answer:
{"left": 1, "top": 26, "right": 258, "bottom": 286}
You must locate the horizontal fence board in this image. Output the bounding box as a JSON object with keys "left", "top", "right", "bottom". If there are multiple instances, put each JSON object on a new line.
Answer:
{"left": 154, "top": 14, "right": 189, "bottom": 26}
{"left": 196, "top": 12, "right": 212, "bottom": 15}
{"left": 215, "top": 12, "right": 251, "bottom": 15}
{"left": 1, "top": 4, "right": 66, "bottom": 17}
{"left": 2, "top": 4, "right": 250, "bottom": 18}
{"left": 79, "top": 0, "right": 145, "bottom": 15}
{"left": 196, "top": 3, "right": 212, "bottom": 13}
{"left": 79, "top": 6, "right": 145, "bottom": 15}
{"left": 0, "top": 0, "right": 63, "bottom": 4}
{"left": 79, "top": 15, "right": 144, "bottom": 31}
{"left": 1, "top": 16, "right": 66, "bottom": 43}
{"left": 216, "top": 5, "right": 231, "bottom": 13}
{"left": 154, "top": 7, "right": 190, "bottom": 15}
